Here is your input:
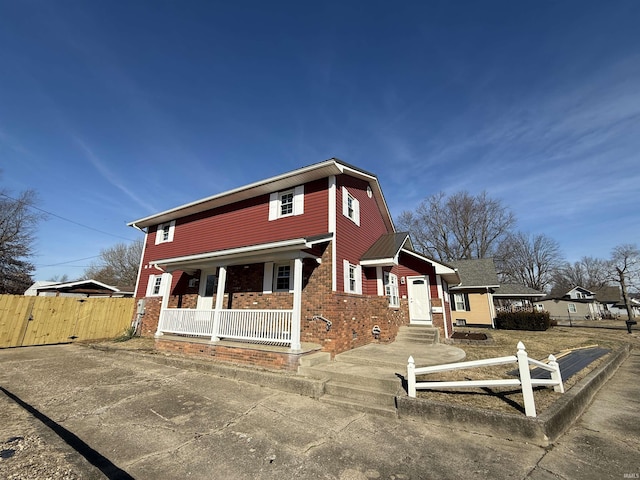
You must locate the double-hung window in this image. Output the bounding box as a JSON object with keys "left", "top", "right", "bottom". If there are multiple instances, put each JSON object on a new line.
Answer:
{"left": 384, "top": 271, "right": 400, "bottom": 308}
{"left": 263, "top": 262, "right": 293, "bottom": 293}
{"left": 155, "top": 220, "right": 176, "bottom": 244}
{"left": 268, "top": 186, "right": 304, "bottom": 220}
{"left": 275, "top": 264, "right": 291, "bottom": 291}
{"left": 568, "top": 303, "right": 577, "bottom": 313}
{"left": 341, "top": 187, "right": 360, "bottom": 226}
{"left": 146, "top": 274, "right": 166, "bottom": 297}
{"left": 343, "top": 260, "right": 362, "bottom": 294}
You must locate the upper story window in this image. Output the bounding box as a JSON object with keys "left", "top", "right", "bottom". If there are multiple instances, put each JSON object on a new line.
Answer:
{"left": 155, "top": 220, "right": 176, "bottom": 245}
{"left": 341, "top": 187, "right": 360, "bottom": 226}
{"left": 343, "top": 260, "right": 362, "bottom": 294}
{"left": 384, "top": 271, "right": 400, "bottom": 308}
{"left": 269, "top": 185, "right": 304, "bottom": 220}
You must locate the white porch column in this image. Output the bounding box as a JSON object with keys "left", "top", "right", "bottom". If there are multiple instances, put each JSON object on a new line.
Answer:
{"left": 155, "top": 272, "right": 173, "bottom": 338}
{"left": 211, "top": 265, "right": 227, "bottom": 343}
{"left": 290, "top": 257, "right": 303, "bottom": 351}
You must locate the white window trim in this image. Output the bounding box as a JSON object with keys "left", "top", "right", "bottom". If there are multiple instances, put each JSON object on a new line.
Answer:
{"left": 146, "top": 274, "right": 166, "bottom": 297}
{"left": 155, "top": 220, "right": 176, "bottom": 245}
{"left": 454, "top": 293, "right": 467, "bottom": 311}
{"left": 341, "top": 186, "right": 360, "bottom": 226}
{"left": 263, "top": 261, "right": 295, "bottom": 293}
{"left": 384, "top": 271, "right": 400, "bottom": 308}
{"left": 343, "top": 260, "right": 362, "bottom": 294}
{"left": 568, "top": 303, "right": 577, "bottom": 313}
{"left": 268, "top": 185, "right": 304, "bottom": 221}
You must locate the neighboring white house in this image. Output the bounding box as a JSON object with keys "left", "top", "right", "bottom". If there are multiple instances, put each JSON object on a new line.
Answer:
{"left": 24, "top": 279, "right": 133, "bottom": 298}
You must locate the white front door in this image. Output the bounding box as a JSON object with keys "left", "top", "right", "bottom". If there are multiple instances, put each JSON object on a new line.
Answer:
{"left": 408, "top": 276, "right": 432, "bottom": 324}
{"left": 197, "top": 269, "right": 217, "bottom": 310}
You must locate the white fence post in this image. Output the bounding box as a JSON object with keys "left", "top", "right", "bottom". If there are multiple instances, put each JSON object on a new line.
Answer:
{"left": 517, "top": 341, "right": 537, "bottom": 417}
{"left": 407, "top": 356, "right": 416, "bottom": 398}
{"left": 548, "top": 354, "right": 564, "bottom": 393}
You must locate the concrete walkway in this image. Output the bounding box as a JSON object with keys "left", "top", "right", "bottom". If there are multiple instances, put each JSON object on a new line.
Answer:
{"left": 0, "top": 343, "right": 638, "bottom": 479}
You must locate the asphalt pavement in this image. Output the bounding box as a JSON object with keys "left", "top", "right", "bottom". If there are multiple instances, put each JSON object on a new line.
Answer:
{"left": 0, "top": 343, "right": 638, "bottom": 480}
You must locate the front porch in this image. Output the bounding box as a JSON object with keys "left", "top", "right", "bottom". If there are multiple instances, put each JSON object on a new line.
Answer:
{"left": 152, "top": 237, "right": 331, "bottom": 353}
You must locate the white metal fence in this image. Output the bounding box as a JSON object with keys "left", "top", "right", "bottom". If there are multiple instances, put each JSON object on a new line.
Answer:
{"left": 407, "top": 341, "right": 564, "bottom": 417}
{"left": 158, "top": 308, "right": 293, "bottom": 345}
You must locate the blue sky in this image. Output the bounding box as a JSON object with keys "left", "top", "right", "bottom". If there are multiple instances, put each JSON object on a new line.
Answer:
{"left": 1, "top": 1, "right": 639, "bottom": 281}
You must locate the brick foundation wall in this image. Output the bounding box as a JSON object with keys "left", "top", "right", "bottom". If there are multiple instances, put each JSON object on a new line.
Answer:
{"left": 155, "top": 338, "right": 304, "bottom": 371}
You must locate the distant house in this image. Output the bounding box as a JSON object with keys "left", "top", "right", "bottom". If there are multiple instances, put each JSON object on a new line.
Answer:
{"left": 127, "top": 159, "right": 460, "bottom": 370}
{"left": 592, "top": 286, "right": 639, "bottom": 318}
{"left": 448, "top": 258, "right": 500, "bottom": 328}
{"left": 25, "top": 279, "right": 134, "bottom": 298}
{"left": 538, "top": 286, "right": 604, "bottom": 321}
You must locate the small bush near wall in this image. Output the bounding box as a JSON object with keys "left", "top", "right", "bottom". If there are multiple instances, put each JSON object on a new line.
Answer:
{"left": 495, "top": 311, "right": 551, "bottom": 331}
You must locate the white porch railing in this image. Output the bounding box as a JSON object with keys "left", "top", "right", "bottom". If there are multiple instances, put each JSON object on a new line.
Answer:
{"left": 159, "top": 308, "right": 216, "bottom": 337}
{"left": 158, "top": 308, "right": 293, "bottom": 345}
{"left": 407, "top": 342, "right": 564, "bottom": 417}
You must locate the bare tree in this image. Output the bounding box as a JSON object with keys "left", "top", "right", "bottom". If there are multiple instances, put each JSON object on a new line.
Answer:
{"left": 83, "top": 239, "right": 143, "bottom": 287}
{"left": 0, "top": 189, "right": 44, "bottom": 294}
{"left": 609, "top": 244, "right": 639, "bottom": 322}
{"left": 549, "top": 256, "right": 611, "bottom": 296}
{"left": 495, "top": 232, "right": 563, "bottom": 292}
{"left": 397, "top": 191, "right": 516, "bottom": 261}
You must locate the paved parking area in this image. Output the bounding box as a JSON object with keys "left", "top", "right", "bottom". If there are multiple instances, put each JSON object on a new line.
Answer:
{"left": 0, "top": 344, "right": 638, "bottom": 479}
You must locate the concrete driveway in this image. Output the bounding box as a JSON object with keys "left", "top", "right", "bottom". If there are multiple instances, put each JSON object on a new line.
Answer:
{"left": 0, "top": 344, "right": 638, "bottom": 479}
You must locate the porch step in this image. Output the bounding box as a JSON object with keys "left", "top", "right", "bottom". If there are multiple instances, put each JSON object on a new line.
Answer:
{"left": 319, "top": 394, "right": 398, "bottom": 418}
{"left": 298, "top": 351, "right": 331, "bottom": 367}
{"left": 298, "top": 359, "right": 403, "bottom": 417}
{"left": 395, "top": 325, "right": 439, "bottom": 344}
{"left": 324, "top": 380, "right": 398, "bottom": 408}
{"left": 298, "top": 363, "right": 403, "bottom": 394}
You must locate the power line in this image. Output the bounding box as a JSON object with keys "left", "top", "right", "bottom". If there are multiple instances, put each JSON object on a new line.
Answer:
{"left": 37, "top": 255, "right": 103, "bottom": 267}
{"left": 0, "top": 192, "right": 138, "bottom": 242}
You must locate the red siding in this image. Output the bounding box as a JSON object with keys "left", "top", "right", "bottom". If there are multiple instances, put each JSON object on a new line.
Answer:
{"left": 136, "top": 178, "right": 329, "bottom": 297}
{"left": 335, "top": 174, "right": 391, "bottom": 293}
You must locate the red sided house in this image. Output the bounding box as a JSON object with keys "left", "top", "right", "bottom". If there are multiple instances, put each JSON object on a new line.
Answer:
{"left": 128, "top": 159, "right": 459, "bottom": 370}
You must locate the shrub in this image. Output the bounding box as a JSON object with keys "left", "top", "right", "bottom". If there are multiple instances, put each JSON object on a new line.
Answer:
{"left": 494, "top": 311, "right": 551, "bottom": 331}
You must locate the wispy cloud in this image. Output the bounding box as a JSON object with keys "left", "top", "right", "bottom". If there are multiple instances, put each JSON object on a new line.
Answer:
{"left": 72, "top": 136, "right": 157, "bottom": 214}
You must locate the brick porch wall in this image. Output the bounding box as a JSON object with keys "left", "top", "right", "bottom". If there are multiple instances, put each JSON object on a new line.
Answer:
{"left": 155, "top": 338, "right": 307, "bottom": 371}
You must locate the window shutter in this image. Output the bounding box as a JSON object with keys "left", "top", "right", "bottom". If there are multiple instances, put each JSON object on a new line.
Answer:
{"left": 263, "top": 262, "right": 274, "bottom": 293}
{"left": 353, "top": 197, "right": 360, "bottom": 226}
{"left": 154, "top": 226, "right": 162, "bottom": 245}
{"left": 146, "top": 275, "right": 156, "bottom": 297}
{"left": 167, "top": 220, "right": 175, "bottom": 242}
{"left": 294, "top": 185, "right": 304, "bottom": 215}
{"left": 341, "top": 187, "right": 348, "bottom": 218}
{"left": 268, "top": 193, "right": 278, "bottom": 221}
{"left": 449, "top": 293, "right": 456, "bottom": 311}
{"left": 355, "top": 265, "right": 362, "bottom": 294}
{"left": 464, "top": 293, "right": 471, "bottom": 311}
{"left": 343, "top": 259, "right": 350, "bottom": 293}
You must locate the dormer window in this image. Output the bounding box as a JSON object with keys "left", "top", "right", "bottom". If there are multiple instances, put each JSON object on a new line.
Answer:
{"left": 155, "top": 220, "right": 175, "bottom": 244}
{"left": 269, "top": 186, "right": 304, "bottom": 220}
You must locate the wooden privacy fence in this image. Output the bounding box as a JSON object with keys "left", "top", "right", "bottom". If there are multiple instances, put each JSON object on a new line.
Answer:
{"left": 407, "top": 342, "right": 564, "bottom": 417}
{"left": 0, "top": 295, "right": 136, "bottom": 348}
